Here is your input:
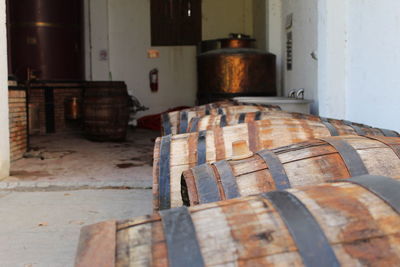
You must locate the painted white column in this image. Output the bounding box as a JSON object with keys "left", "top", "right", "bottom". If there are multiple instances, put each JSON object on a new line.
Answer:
{"left": 0, "top": 0, "right": 10, "bottom": 179}
{"left": 84, "top": 0, "right": 111, "bottom": 80}
{"left": 317, "top": 0, "right": 347, "bottom": 119}
{"left": 253, "top": 0, "right": 267, "bottom": 49}
{"left": 345, "top": 0, "right": 400, "bottom": 131}
{"left": 266, "top": 0, "right": 283, "bottom": 95}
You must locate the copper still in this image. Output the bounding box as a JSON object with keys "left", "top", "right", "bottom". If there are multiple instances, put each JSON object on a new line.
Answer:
{"left": 197, "top": 36, "right": 276, "bottom": 104}
{"left": 7, "top": 0, "right": 84, "bottom": 81}
{"left": 220, "top": 37, "right": 255, "bottom": 49}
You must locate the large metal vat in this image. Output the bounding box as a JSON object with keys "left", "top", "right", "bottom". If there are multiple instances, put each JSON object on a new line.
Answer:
{"left": 7, "top": 0, "right": 84, "bottom": 81}
{"left": 197, "top": 38, "right": 276, "bottom": 104}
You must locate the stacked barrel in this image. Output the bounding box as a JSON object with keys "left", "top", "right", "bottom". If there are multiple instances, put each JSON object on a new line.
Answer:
{"left": 75, "top": 100, "right": 400, "bottom": 266}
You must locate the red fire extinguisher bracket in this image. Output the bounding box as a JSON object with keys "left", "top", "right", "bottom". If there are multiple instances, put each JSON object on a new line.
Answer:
{"left": 149, "top": 68, "right": 158, "bottom": 92}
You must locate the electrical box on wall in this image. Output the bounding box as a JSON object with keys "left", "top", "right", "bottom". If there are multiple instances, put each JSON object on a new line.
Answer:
{"left": 147, "top": 49, "right": 160, "bottom": 58}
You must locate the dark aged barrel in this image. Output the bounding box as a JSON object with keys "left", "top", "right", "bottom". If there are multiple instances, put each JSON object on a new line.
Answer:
{"left": 76, "top": 175, "right": 400, "bottom": 266}
{"left": 181, "top": 135, "right": 400, "bottom": 206}
{"left": 83, "top": 81, "right": 130, "bottom": 141}
{"left": 152, "top": 119, "right": 396, "bottom": 210}
{"left": 188, "top": 111, "right": 400, "bottom": 137}
{"left": 161, "top": 101, "right": 281, "bottom": 135}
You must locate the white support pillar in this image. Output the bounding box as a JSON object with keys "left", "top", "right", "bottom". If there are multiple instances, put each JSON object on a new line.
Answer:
{"left": 0, "top": 0, "right": 10, "bottom": 179}
{"left": 266, "top": 0, "right": 283, "bottom": 96}
{"left": 317, "top": 0, "right": 347, "bottom": 119}
{"left": 84, "top": 0, "right": 111, "bottom": 81}
{"left": 253, "top": 0, "right": 267, "bottom": 50}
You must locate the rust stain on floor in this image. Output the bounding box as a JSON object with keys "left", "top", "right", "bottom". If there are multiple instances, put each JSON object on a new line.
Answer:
{"left": 10, "top": 170, "right": 51, "bottom": 179}
{"left": 116, "top": 163, "right": 145, "bottom": 169}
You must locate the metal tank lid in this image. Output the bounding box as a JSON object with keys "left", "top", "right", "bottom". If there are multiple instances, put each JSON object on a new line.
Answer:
{"left": 198, "top": 48, "right": 273, "bottom": 56}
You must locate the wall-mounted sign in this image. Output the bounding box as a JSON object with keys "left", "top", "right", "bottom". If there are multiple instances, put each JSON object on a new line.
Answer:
{"left": 287, "top": 31, "right": 293, "bottom": 71}
{"left": 99, "top": 50, "right": 108, "bottom": 61}
{"left": 148, "top": 49, "right": 160, "bottom": 59}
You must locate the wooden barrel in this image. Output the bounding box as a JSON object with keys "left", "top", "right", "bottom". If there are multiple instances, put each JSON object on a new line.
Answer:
{"left": 188, "top": 111, "right": 399, "bottom": 136}
{"left": 153, "top": 118, "right": 395, "bottom": 210}
{"left": 83, "top": 81, "right": 130, "bottom": 141}
{"left": 161, "top": 100, "right": 237, "bottom": 135}
{"left": 76, "top": 175, "right": 400, "bottom": 266}
{"left": 162, "top": 102, "right": 281, "bottom": 135}
{"left": 182, "top": 135, "right": 400, "bottom": 206}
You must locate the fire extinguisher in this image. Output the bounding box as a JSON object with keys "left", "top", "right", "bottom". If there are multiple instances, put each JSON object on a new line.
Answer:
{"left": 149, "top": 68, "right": 158, "bottom": 92}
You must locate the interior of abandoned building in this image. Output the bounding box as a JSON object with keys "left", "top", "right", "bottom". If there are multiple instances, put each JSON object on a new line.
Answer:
{"left": 1, "top": 0, "right": 400, "bottom": 266}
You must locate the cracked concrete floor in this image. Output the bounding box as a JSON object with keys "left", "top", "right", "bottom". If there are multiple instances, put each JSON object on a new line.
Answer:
{"left": 0, "top": 128, "right": 159, "bottom": 267}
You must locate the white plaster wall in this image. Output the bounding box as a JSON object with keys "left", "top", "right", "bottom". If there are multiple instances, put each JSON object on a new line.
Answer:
{"left": 268, "top": 0, "right": 400, "bottom": 131}
{"left": 107, "top": 0, "right": 197, "bottom": 115}
{"left": 281, "top": 0, "right": 318, "bottom": 113}
{"left": 85, "top": 0, "right": 197, "bottom": 116}
{"left": 85, "top": 0, "right": 111, "bottom": 80}
{"left": 266, "top": 0, "right": 283, "bottom": 95}
{"left": 202, "top": 0, "right": 253, "bottom": 40}
{"left": 0, "top": 0, "right": 10, "bottom": 178}
{"left": 345, "top": 0, "right": 400, "bottom": 131}
{"left": 253, "top": 0, "right": 267, "bottom": 49}
{"left": 85, "top": 0, "right": 266, "bottom": 116}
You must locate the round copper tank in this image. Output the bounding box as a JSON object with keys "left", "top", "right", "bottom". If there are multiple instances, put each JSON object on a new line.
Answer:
{"left": 197, "top": 47, "right": 277, "bottom": 104}
{"left": 7, "top": 0, "right": 84, "bottom": 81}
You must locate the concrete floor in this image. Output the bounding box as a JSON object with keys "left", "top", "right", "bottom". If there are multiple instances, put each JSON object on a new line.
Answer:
{"left": 0, "top": 128, "right": 159, "bottom": 267}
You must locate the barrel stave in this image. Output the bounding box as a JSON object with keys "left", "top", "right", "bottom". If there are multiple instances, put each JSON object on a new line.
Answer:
{"left": 151, "top": 220, "right": 168, "bottom": 267}
{"left": 152, "top": 139, "right": 161, "bottom": 210}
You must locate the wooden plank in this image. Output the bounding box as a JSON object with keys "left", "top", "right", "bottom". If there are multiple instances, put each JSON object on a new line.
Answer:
{"left": 151, "top": 220, "right": 168, "bottom": 267}
{"left": 116, "top": 223, "right": 152, "bottom": 266}
{"left": 152, "top": 138, "right": 161, "bottom": 211}
{"left": 190, "top": 205, "right": 238, "bottom": 265}
{"left": 75, "top": 221, "right": 116, "bottom": 267}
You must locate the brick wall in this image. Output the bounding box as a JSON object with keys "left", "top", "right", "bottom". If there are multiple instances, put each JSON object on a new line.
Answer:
{"left": 54, "top": 88, "right": 82, "bottom": 131}
{"left": 28, "top": 83, "right": 83, "bottom": 134}
{"left": 8, "top": 89, "right": 27, "bottom": 161}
